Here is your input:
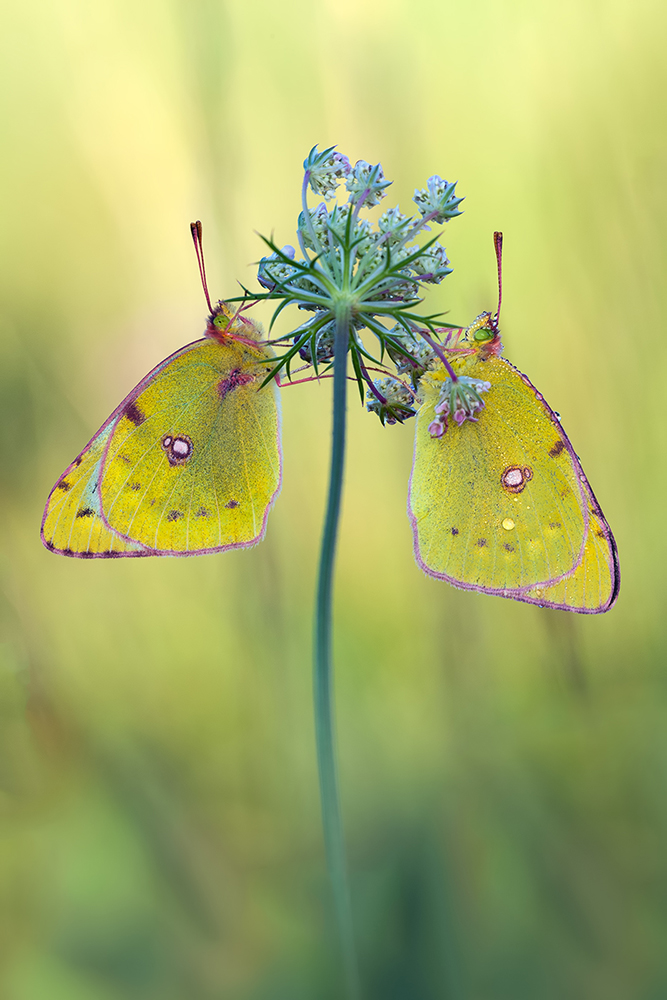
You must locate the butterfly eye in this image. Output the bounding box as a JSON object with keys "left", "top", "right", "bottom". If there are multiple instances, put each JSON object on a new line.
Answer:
{"left": 473, "top": 327, "right": 494, "bottom": 343}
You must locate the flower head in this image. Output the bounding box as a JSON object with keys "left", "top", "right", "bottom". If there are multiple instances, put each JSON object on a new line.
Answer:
{"left": 257, "top": 245, "right": 298, "bottom": 291}
{"left": 386, "top": 329, "right": 438, "bottom": 387}
{"left": 413, "top": 176, "right": 463, "bottom": 224}
{"left": 238, "top": 147, "right": 467, "bottom": 412}
{"left": 377, "top": 207, "right": 413, "bottom": 244}
{"left": 345, "top": 160, "right": 392, "bottom": 208}
{"left": 304, "top": 145, "right": 351, "bottom": 200}
{"left": 366, "top": 377, "right": 417, "bottom": 425}
{"left": 410, "top": 241, "right": 452, "bottom": 283}
{"left": 297, "top": 320, "right": 336, "bottom": 363}
{"left": 298, "top": 204, "right": 330, "bottom": 251}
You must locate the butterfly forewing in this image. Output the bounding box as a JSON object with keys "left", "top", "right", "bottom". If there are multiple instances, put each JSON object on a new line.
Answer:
{"left": 41, "top": 424, "right": 147, "bottom": 557}
{"left": 42, "top": 421, "right": 146, "bottom": 559}
{"left": 409, "top": 354, "right": 589, "bottom": 594}
{"left": 99, "top": 339, "right": 281, "bottom": 554}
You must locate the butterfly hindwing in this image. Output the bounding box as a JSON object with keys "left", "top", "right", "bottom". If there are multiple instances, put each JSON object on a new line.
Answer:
{"left": 515, "top": 489, "right": 619, "bottom": 613}
{"left": 409, "top": 353, "right": 591, "bottom": 595}
{"left": 98, "top": 338, "right": 281, "bottom": 554}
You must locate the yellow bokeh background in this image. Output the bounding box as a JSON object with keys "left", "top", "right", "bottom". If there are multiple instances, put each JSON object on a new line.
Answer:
{"left": 1, "top": 0, "right": 666, "bottom": 996}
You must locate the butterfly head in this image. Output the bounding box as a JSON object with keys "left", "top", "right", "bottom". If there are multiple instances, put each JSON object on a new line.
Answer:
{"left": 205, "top": 301, "right": 264, "bottom": 348}
{"left": 454, "top": 230, "right": 505, "bottom": 360}
{"left": 463, "top": 311, "right": 502, "bottom": 359}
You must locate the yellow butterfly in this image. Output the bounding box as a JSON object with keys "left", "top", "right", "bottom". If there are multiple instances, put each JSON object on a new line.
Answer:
{"left": 41, "top": 298, "right": 281, "bottom": 559}
{"left": 408, "top": 235, "right": 619, "bottom": 613}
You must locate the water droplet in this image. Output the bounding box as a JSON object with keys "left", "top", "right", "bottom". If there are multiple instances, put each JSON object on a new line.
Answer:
{"left": 502, "top": 518, "right": 515, "bottom": 530}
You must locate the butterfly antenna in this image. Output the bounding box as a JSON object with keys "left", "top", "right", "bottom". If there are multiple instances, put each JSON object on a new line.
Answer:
{"left": 230, "top": 291, "right": 252, "bottom": 325}
{"left": 493, "top": 231, "right": 503, "bottom": 329}
{"left": 190, "top": 220, "right": 213, "bottom": 314}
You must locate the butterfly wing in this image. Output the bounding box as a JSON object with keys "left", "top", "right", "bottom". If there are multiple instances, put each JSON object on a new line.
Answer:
{"left": 41, "top": 422, "right": 148, "bottom": 557}
{"left": 98, "top": 337, "right": 281, "bottom": 554}
{"left": 513, "top": 486, "right": 620, "bottom": 613}
{"left": 409, "top": 354, "right": 593, "bottom": 596}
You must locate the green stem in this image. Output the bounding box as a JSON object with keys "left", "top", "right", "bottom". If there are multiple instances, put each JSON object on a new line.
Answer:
{"left": 314, "top": 305, "right": 360, "bottom": 999}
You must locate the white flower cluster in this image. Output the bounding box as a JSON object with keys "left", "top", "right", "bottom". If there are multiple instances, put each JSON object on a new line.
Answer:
{"left": 252, "top": 146, "right": 465, "bottom": 420}
{"left": 304, "top": 146, "right": 352, "bottom": 200}
{"left": 413, "top": 175, "right": 463, "bottom": 224}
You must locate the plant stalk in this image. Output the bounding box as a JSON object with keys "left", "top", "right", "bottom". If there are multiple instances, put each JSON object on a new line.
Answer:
{"left": 314, "top": 305, "right": 360, "bottom": 999}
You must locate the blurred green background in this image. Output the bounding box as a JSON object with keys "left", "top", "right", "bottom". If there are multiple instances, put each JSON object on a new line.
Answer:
{"left": 1, "top": 0, "right": 665, "bottom": 996}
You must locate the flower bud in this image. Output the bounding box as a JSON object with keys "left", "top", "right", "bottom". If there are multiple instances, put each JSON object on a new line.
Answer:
{"left": 304, "top": 145, "right": 351, "bottom": 200}
{"left": 366, "top": 377, "right": 416, "bottom": 425}
{"left": 413, "top": 176, "right": 463, "bottom": 224}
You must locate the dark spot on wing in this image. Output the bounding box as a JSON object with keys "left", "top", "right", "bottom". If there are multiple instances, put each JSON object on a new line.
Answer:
{"left": 56, "top": 480, "right": 71, "bottom": 491}
{"left": 218, "top": 368, "right": 255, "bottom": 399}
{"left": 477, "top": 538, "right": 487, "bottom": 547}
{"left": 62, "top": 548, "right": 73, "bottom": 556}
{"left": 124, "top": 400, "right": 146, "bottom": 426}
{"left": 549, "top": 522, "right": 561, "bottom": 529}
{"left": 195, "top": 507, "right": 208, "bottom": 517}
{"left": 120, "top": 455, "right": 132, "bottom": 464}
{"left": 166, "top": 510, "right": 183, "bottom": 522}
{"left": 79, "top": 551, "right": 95, "bottom": 559}
{"left": 73, "top": 456, "right": 82, "bottom": 467}
{"left": 225, "top": 499, "right": 239, "bottom": 509}
{"left": 504, "top": 543, "right": 514, "bottom": 552}
{"left": 549, "top": 439, "right": 565, "bottom": 457}
{"left": 76, "top": 507, "right": 94, "bottom": 518}
{"left": 595, "top": 528, "right": 605, "bottom": 538}
{"left": 129, "top": 482, "right": 142, "bottom": 491}
{"left": 451, "top": 527, "right": 459, "bottom": 536}
{"left": 44, "top": 539, "right": 55, "bottom": 551}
